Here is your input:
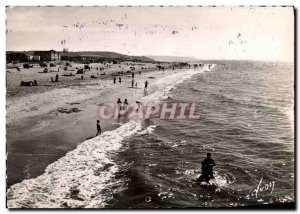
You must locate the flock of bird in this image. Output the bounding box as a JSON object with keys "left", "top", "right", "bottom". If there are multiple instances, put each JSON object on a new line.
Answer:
{"left": 59, "top": 12, "right": 248, "bottom": 54}
{"left": 59, "top": 13, "right": 202, "bottom": 48}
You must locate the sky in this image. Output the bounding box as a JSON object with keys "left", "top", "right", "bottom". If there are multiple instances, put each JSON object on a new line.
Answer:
{"left": 6, "top": 6, "right": 294, "bottom": 61}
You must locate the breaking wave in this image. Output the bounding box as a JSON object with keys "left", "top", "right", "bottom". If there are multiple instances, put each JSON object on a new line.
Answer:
{"left": 142, "top": 64, "right": 215, "bottom": 102}
{"left": 7, "top": 120, "right": 142, "bottom": 208}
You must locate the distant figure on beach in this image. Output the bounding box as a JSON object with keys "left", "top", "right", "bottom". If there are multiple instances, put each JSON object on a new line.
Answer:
{"left": 96, "top": 120, "right": 101, "bottom": 136}
{"left": 55, "top": 73, "right": 59, "bottom": 82}
{"left": 113, "top": 77, "right": 116, "bottom": 84}
{"left": 117, "top": 98, "right": 122, "bottom": 117}
{"left": 132, "top": 79, "right": 134, "bottom": 88}
{"left": 197, "top": 153, "right": 216, "bottom": 183}
{"left": 119, "top": 77, "right": 122, "bottom": 84}
{"left": 144, "top": 80, "right": 149, "bottom": 91}
{"left": 123, "top": 99, "right": 128, "bottom": 114}
{"left": 135, "top": 82, "right": 137, "bottom": 88}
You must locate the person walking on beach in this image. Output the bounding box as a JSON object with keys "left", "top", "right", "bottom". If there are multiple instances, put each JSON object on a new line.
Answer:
{"left": 132, "top": 72, "right": 134, "bottom": 78}
{"left": 119, "top": 77, "right": 122, "bottom": 84}
{"left": 123, "top": 99, "right": 129, "bottom": 114}
{"left": 96, "top": 120, "right": 101, "bottom": 136}
{"left": 55, "top": 73, "right": 59, "bottom": 82}
{"left": 132, "top": 79, "right": 134, "bottom": 88}
{"left": 113, "top": 77, "right": 116, "bottom": 84}
{"left": 144, "top": 80, "right": 149, "bottom": 91}
{"left": 117, "top": 98, "right": 122, "bottom": 117}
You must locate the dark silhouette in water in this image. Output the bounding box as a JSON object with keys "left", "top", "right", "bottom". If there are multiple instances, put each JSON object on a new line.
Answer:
{"left": 197, "top": 153, "right": 216, "bottom": 183}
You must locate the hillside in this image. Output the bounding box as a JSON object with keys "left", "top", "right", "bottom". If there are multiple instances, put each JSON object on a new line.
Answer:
{"left": 60, "top": 51, "right": 155, "bottom": 62}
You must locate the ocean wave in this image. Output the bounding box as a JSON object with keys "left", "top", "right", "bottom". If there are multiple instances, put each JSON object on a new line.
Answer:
{"left": 7, "top": 119, "right": 142, "bottom": 208}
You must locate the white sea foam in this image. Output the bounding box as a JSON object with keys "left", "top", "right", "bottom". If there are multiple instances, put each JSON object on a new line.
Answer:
{"left": 7, "top": 119, "right": 142, "bottom": 208}
{"left": 136, "top": 125, "right": 157, "bottom": 136}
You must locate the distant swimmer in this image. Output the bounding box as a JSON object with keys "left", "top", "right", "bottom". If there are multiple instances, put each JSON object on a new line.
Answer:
{"left": 119, "top": 77, "right": 122, "bottom": 84}
{"left": 144, "top": 80, "right": 149, "bottom": 91}
{"left": 113, "top": 77, "right": 116, "bottom": 84}
{"left": 96, "top": 120, "right": 101, "bottom": 136}
{"left": 197, "top": 153, "right": 216, "bottom": 183}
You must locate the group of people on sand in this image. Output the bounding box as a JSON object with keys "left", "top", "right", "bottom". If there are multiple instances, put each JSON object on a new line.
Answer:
{"left": 113, "top": 77, "right": 123, "bottom": 84}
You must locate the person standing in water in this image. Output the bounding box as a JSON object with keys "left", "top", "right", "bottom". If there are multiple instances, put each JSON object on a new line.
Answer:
{"left": 96, "top": 120, "right": 101, "bottom": 136}
{"left": 113, "top": 77, "right": 116, "bottom": 84}
{"left": 144, "top": 80, "right": 149, "bottom": 91}
{"left": 202, "top": 153, "right": 216, "bottom": 179}
{"left": 123, "top": 99, "right": 129, "bottom": 114}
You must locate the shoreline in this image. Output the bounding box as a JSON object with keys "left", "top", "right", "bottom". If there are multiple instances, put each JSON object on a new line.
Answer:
{"left": 7, "top": 64, "right": 207, "bottom": 188}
